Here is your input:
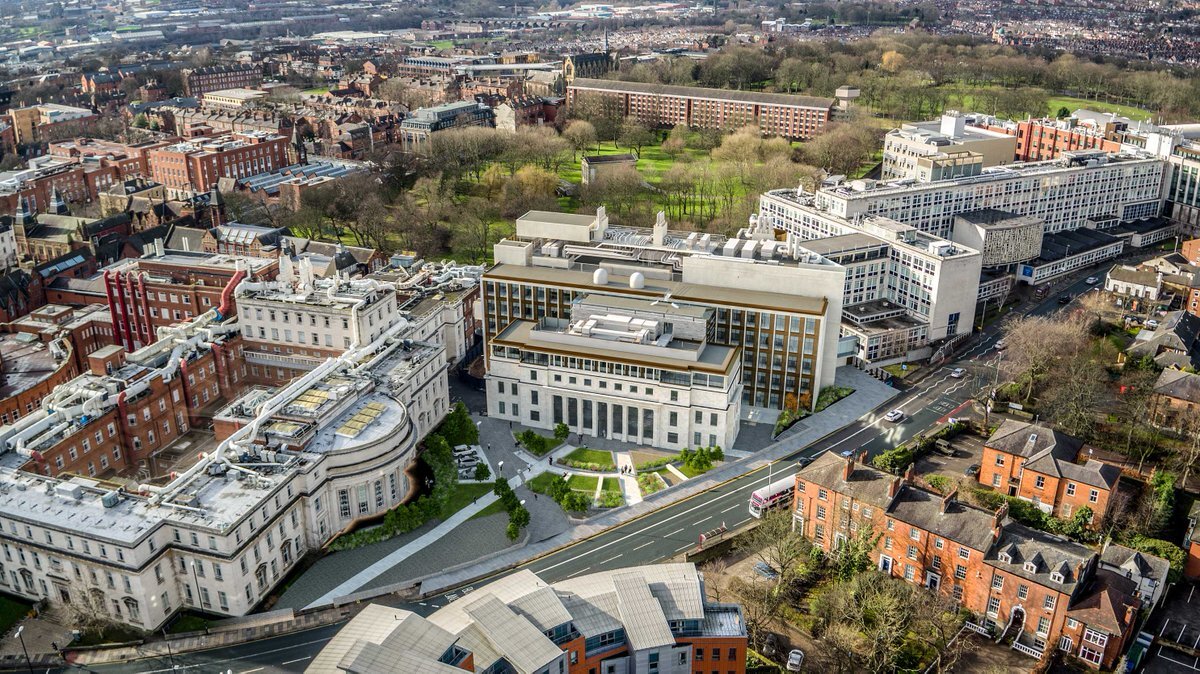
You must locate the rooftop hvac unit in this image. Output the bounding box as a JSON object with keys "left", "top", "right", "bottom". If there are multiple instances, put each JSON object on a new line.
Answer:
{"left": 101, "top": 491, "right": 120, "bottom": 508}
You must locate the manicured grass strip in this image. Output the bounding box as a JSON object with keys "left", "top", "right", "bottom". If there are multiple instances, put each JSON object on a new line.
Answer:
{"left": 601, "top": 477, "right": 620, "bottom": 492}
{"left": 564, "top": 448, "right": 615, "bottom": 465}
{"left": 441, "top": 482, "right": 495, "bottom": 518}
{"left": 567, "top": 474, "right": 599, "bottom": 492}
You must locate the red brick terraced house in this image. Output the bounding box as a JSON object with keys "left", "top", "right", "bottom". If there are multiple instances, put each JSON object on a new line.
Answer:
{"left": 979, "top": 420, "right": 1119, "bottom": 528}
{"left": 792, "top": 452, "right": 1145, "bottom": 669}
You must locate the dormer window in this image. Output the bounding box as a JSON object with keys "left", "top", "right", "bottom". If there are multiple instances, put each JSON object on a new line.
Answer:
{"left": 999, "top": 552, "right": 1012, "bottom": 563}
{"left": 1024, "top": 562, "right": 1037, "bottom": 573}
{"left": 1050, "top": 572, "right": 1064, "bottom": 583}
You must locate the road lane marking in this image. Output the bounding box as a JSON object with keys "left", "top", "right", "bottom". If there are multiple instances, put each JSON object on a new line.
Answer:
{"left": 720, "top": 504, "right": 741, "bottom": 514}
{"left": 599, "top": 554, "right": 623, "bottom": 565}
{"left": 131, "top": 636, "right": 335, "bottom": 674}
{"left": 565, "top": 566, "right": 592, "bottom": 578}
{"left": 693, "top": 516, "right": 712, "bottom": 526}
{"left": 676, "top": 543, "right": 693, "bottom": 552}
{"left": 239, "top": 668, "right": 265, "bottom": 673}
{"left": 281, "top": 657, "right": 312, "bottom": 666}
{"left": 632, "top": 541, "right": 655, "bottom": 551}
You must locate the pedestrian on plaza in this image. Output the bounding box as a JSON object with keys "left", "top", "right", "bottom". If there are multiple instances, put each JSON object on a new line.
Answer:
{"left": 487, "top": 443, "right": 491, "bottom": 452}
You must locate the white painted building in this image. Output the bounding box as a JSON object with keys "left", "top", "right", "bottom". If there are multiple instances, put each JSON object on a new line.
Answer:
{"left": 482, "top": 209, "right": 845, "bottom": 415}
{"left": 488, "top": 294, "right": 741, "bottom": 451}
{"left": 0, "top": 298, "right": 448, "bottom": 630}
{"left": 812, "top": 151, "right": 1165, "bottom": 239}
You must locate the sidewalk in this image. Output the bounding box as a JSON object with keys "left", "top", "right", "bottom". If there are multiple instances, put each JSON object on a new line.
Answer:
{"left": 302, "top": 462, "right": 551, "bottom": 609}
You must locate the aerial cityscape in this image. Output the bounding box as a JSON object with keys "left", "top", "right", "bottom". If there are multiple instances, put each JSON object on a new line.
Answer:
{"left": 0, "top": 0, "right": 1198, "bottom": 672}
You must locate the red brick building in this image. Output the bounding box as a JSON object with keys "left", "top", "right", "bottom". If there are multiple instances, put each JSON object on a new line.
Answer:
{"left": 972, "top": 118, "right": 1124, "bottom": 163}
{"left": 147, "top": 132, "right": 290, "bottom": 197}
{"left": 566, "top": 78, "right": 834, "bottom": 140}
{"left": 181, "top": 64, "right": 263, "bottom": 97}
{"left": 793, "top": 452, "right": 1144, "bottom": 669}
{"left": 102, "top": 252, "right": 278, "bottom": 351}
{"left": 979, "top": 421, "right": 1119, "bottom": 527}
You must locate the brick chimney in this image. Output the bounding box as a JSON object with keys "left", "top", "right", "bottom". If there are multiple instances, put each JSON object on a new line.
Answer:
{"left": 888, "top": 475, "right": 902, "bottom": 499}
{"left": 942, "top": 489, "right": 957, "bottom": 513}
{"left": 904, "top": 463, "right": 916, "bottom": 483}
{"left": 1124, "top": 604, "right": 1138, "bottom": 628}
{"left": 993, "top": 502, "right": 1009, "bottom": 528}
{"left": 843, "top": 454, "right": 854, "bottom": 481}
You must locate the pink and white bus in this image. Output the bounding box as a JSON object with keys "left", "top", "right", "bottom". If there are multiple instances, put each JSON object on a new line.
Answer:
{"left": 749, "top": 474, "right": 796, "bottom": 518}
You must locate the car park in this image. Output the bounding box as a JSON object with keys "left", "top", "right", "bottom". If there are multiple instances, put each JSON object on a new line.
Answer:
{"left": 884, "top": 409, "right": 904, "bottom": 422}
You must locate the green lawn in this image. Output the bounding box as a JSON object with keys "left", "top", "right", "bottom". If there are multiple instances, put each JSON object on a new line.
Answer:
{"left": 429, "top": 40, "right": 455, "bottom": 50}
{"left": 470, "top": 498, "right": 508, "bottom": 519}
{"left": 0, "top": 595, "right": 30, "bottom": 635}
{"left": 567, "top": 474, "right": 599, "bottom": 492}
{"left": 655, "top": 466, "right": 683, "bottom": 486}
{"left": 167, "top": 612, "right": 211, "bottom": 634}
{"left": 302, "top": 87, "right": 330, "bottom": 96}
{"left": 1046, "top": 96, "right": 1152, "bottom": 122}
{"left": 442, "top": 482, "right": 495, "bottom": 518}
{"left": 564, "top": 447, "right": 616, "bottom": 466}
{"left": 602, "top": 477, "right": 620, "bottom": 492}
{"left": 526, "top": 472, "right": 562, "bottom": 495}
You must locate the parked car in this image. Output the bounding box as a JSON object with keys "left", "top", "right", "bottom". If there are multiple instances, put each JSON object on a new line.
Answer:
{"left": 994, "top": 339, "right": 1007, "bottom": 350}
{"left": 934, "top": 439, "right": 956, "bottom": 457}
{"left": 1086, "top": 276, "right": 1099, "bottom": 285}
{"left": 786, "top": 649, "right": 806, "bottom": 672}
{"left": 764, "top": 633, "right": 781, "bottom": 658}
{"left": 795, "top": 457, "right": 813, "bottom": 469}
{"left": 950, "top": 367, "right": 965, "bottom": 378}
{"left": 1058, "top": 294, "right": 1071, "bottom": 304}
{"left": 965, "top": 464, "right": 980, "bottom": 477}
{"left": 884, "top": 409, "right": 904, "bottom": 423}
{"left": 456, "top": 457, "right": 480, "bottom": 467}
{"left": 1144, "top": 319, "right": 1160, "bottom": 329}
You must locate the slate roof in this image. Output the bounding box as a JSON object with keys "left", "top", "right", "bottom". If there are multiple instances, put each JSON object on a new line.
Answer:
{"left": 1100, "top": 543, "right": 1170, "bottom": 589}
{"left": 886, "top": 486, "right": 999, "bottom": 553}
{"left": 1067, "top": 568, "right": 1139, "bottom": 635}
{"left": 1154, "top": 368, "right": 1200, "bottom": 404}
{"left": 986, "top": 522, "right": 1095, "bottom": 597}
{"left": 795, "top": 450, "right": 897, "bottom": 510}
{"left": 986, "top": 420, "right": 1117, "bottom": 489}
{"left": 1128, "top": 311, "right": 1200, "bottom": 369}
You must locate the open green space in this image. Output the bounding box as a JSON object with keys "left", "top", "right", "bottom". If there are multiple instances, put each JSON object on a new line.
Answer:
{"left": 1046, "top": 96, "right": 1152, "bottom": 121}
{"left": 563, "top": 447, "right": 615, "bottom": 466}
{"left": 470, "top": 498, "right": 508, "bottom": 519}
{"left": 167, "top": 612, "right": 212, "bottom": 634}
{"left": 429, "top": 40, "right": 454, "bottom": 50}
{"left": 441, "top": 482, "right": 494, "bottom": 518}
{"left": 302, "top": 87, "right": 330, "bottom": 96}
{"left": 601, "top": 477, "right": 620, "bottom": 492}
{"left": 567, "top": 474, "right": 599, "bottom": 492}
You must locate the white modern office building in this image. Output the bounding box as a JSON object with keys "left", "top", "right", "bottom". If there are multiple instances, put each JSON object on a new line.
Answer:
{"left": 487, "top": 294, "right": 741, "bottom": 451}
{"left": 812, "top": 151, "right": 1165, "bottom": 239}
{"left": 882, "top": 112, "right": 1018, "bottom": 182}
{"left": 758, "top": 189, "right": 982, "bottom": 366}
{"left": 482, "top": 209, "right": 845, "bottom": 424}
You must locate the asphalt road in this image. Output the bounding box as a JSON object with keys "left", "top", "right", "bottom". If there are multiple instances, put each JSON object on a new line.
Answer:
{"left": 58, "top": 269, "right": 1112, "bottom": 674}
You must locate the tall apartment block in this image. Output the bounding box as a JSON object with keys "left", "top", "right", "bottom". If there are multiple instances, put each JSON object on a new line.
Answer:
{"left": 566, "top": 78, "right": 834, "bottom": 140}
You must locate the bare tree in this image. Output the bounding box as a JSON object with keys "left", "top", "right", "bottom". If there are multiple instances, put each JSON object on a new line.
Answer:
{"left": 563, "top": 120, "right": 597, "bottom": 160}
{"left": 1000, "top": 315, "right": 1089, "bottom": 402}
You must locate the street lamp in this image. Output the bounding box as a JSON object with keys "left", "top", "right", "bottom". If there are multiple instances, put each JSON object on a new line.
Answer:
{"left": 14, "top": 625, "right": 33, "bottom": 674}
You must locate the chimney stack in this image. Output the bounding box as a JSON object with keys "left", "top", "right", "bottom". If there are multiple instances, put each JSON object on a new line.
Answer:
{"left": 993, "top": 525, "right": 1002, "bottom": 543}
{"left": 941, "top": 489, "right": 957, "bottom": 513}
{"left": 903, "top": 463, "right": 915, "bottom": 483}
{"left": 842, "top": 454, "right": 854, "bottom": 481}
{"left": 888, "top": 475, "right": 902, "bottom": 499}
{"left": 993, "top": 502, "right": 1009, "bottom": 528}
